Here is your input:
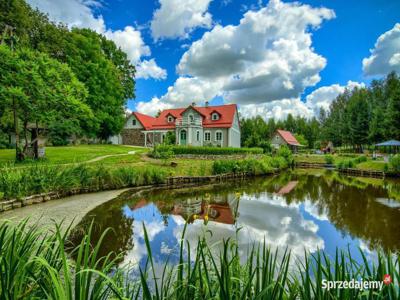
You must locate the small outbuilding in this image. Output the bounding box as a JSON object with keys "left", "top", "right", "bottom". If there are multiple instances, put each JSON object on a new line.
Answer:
{"left": 375, "top": 140, "right": 400, "bottom": 154}
{"left": 271, "top": 129, "right": 302, "bottom": 152}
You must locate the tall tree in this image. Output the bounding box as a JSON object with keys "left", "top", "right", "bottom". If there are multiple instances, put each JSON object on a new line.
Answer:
{"left": 0, "top": 45, "right": 93, "bottom": 160}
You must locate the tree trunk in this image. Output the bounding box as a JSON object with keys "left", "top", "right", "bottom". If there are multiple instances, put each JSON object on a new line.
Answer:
{"left": 13, "top": 100, "right": 22, "bottom": 161}
{"left": 23, "top": 121, "right": 28, "bottom": 153}
{"left": 33, "top": 122, "right": 39, "bottom": 159}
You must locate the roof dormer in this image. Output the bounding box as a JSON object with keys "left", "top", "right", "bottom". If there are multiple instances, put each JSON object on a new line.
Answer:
{"left": 166, "top": 113, "right": 175, "bottom": 123}
{"left": 211, "top": 111, "right": 221, "bottom": 121}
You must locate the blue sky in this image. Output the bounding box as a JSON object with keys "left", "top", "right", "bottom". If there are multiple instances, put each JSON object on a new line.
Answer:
{"left": 28, "top": 0, "right": 400, "bottom": 119}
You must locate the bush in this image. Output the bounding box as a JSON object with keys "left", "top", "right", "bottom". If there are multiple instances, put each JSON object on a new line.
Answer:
{"left": 156, "top": 145, "right": 263, "bottom": 156}
{"left": 163, "top": 131, "right": 176, "bottom": 145}
{"left": 277, "top": 145, "right": 293, "bottom": 165}
{"left": 259, "top": 141, "right": 272, "bottom": 153}
{"left": 212, "top": 156, "right": 288, "bottom": 175}
{"left": 0, "top": 131, "right": 11, "bottom": 149}
{"left": 324, "top": 155, "right": 334, "bottom": 164}
{"left": 389, "top": 154, "right": 400, "bottom": 174}
{"left": 336, "top": 156, "right": 367, "bottom": 169}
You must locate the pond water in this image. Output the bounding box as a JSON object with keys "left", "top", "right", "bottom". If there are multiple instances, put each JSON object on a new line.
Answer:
{"left": 69, "top": 170, "right": 400, "bottom": 271}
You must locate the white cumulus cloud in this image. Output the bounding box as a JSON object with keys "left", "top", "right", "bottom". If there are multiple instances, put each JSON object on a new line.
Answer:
{"left": 151, "top": 0, "right": 213, "bottom": 41}
{"left": 136, "top": 59, "right": 168, "bottom": 80}
{"left": 177, "top": 0, "right": 335, "bottom": 104}
{"left": 363, "top": 23, "right": 400, "bottom": 76}
{"left": 136, "top": 97, "right": 173, "bottom": 116}
{"left": 304, "top": 81, "right": 365, "bottom": 115}
{"left": 27, "top": 0, "right": 166, "bottom": 80}
{"left": 145, "top": 0, "right": 334, "bottom": 115}
{"left": 238, "top": 80, "right": 364, "bottom": 120}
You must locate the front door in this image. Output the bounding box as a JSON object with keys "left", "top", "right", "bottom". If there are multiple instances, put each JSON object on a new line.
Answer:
{"left": 180, "top": 129, "right": 187, "bottom": 145}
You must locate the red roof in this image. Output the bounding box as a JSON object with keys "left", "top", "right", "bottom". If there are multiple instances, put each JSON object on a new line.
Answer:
{"left": 132, "top": 112, "right": 156, "bottom": 130}
{"left": 132, "top": 104, "right": 238, "bottom": 130}
{"left": 276, "top": 129, "right": 301, "bottom": 146}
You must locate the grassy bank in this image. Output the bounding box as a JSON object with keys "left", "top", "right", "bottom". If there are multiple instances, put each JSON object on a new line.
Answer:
{"left": 1, "top": 219, "right": 398, "bottom": 299}
{"left": 295, "top": 153, "right": 400, "bottom": 174}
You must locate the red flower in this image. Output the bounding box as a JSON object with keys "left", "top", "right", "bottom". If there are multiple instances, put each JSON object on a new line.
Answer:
{"left": 383, "top": 274, "right": 392, "bottom": 285}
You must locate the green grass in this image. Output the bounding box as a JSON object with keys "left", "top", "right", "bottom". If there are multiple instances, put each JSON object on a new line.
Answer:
{"left": 295, "top": 154, "right": 330, "bottom": 164}
{"left": 0, "top": 145, "right": 146, "bottom": 166}
{"left": 357, "top": 160, "right": 387, "bottom": 171}
{"left": 0, "top": 163, "right": 166, "bottom": 200}
{"left": 1, "top": 219, "right": 399, "bottom": 299}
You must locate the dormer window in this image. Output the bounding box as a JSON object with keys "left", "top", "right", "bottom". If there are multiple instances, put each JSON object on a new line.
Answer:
{"left": 211, "top": 113, "right": 219, "bottom": 121}
{"left": 167, "top": 115, "right": 174, "bottom": 123}
{"left": 132, "top": 119, "right": 136, "bottom": 126}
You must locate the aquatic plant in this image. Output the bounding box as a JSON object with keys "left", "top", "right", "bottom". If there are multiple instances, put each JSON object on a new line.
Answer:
{"left": 212, "top": 155, "right": 289, "bottom": 175}
{"left": 0, "top": 164, "right": 166, "bottom": 200}
{"left": 0, "top": 219, "right": 399, "bottom": 299}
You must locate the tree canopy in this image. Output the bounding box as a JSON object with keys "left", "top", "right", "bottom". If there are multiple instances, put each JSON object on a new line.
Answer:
{"left": 0, "top": 0, "right": 135, "bottom": 144}
{"left": 0, "top": 45, "right": 93, "bottom": 158}
{"left": 241, "top": 72, "right": 400, "bottom": 151}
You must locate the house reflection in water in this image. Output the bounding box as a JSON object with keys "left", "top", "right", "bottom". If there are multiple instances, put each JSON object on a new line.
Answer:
{"left": 277, "top": 181, "right": 298, "bottom": 195}
{"left": 131, "top": 194, "right": 239, "bottom": 226}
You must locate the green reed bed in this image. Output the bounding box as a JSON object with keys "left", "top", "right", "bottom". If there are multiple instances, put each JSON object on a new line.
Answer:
{"left": 1, "top": 219, "right": 398, "bottom": 299}
{"left": 212, "top": 154, "right": 291, "bottom": 175}
{"left": 0, "top": 164, "right": 166, "bottom": 200}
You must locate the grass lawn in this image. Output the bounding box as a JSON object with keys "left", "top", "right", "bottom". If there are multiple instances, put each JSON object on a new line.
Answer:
{"left": 128, "top": 158, "right": 214, "bottom": 177}
{"left": 0, "top": 145, "right": 147, "bottom": 166}
{"left": 356, "top": 160, "right": 387, "bottom": 171}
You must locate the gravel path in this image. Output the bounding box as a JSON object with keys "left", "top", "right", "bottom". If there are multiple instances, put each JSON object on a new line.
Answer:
{"left": 0, "top": 189, "right": 129, "bottom": 231}
{"left": 84, "top": 150, "right": 136, "bottom": 163}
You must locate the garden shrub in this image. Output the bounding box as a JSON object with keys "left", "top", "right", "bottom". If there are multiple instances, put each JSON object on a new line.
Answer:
{"left": 277, "top": 145, "right": 293, "bottom": 165}
{"left": 324, "top": 155, "right": 334, "bottom": 164}
{"left": 212, "top": 156, "right": 287, "bottom": 175}
{"left": 156, "top": 145, "right": 263, "bottom": 156}
{"left": 389, "top": 154, "right": 400, "bottom": 174}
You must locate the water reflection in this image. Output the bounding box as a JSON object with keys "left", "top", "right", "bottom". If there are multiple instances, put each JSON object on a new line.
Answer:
{"left": 69, "top": 170, "right": 400, "bottom": 271}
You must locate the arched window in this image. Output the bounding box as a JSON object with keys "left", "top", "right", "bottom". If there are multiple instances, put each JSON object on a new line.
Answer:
{"left": 168, "top": 116, "right": 174, "bottom": 123}
{"left": 211, "top": 113, "right": 219, "bottom": 121}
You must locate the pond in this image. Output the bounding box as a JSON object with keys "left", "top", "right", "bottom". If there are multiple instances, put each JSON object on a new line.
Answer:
{"left": 69, "top": 170, "right": 400, "bottom": 272}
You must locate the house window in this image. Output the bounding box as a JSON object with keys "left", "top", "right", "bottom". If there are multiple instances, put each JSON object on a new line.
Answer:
{"left": 189, "top": 114, "right": 194, "bottom": 123}
{"left": 212, "top": 113, "right": 219, "bottom": 120}
{"left": 196, "top": 130, "right": 200, "bottom": 141}
{"left": 216, "top": 131, "right": 222, "bottom": 141}
{"left": 132, "top": 119, "right": 136, "bottom": 126}
{"left": 204, "top": 131, "right": 211, "bottom": 141}
{"left": 168, "top": 116, "right": 174, "bottom": 123}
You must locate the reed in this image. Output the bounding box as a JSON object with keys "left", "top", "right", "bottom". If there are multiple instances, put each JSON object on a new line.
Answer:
{"left": 0, "top": 163, "right": 167, "bottom": 200}
{"left": 0, "top": 219, "right": 398, "bottom": 299}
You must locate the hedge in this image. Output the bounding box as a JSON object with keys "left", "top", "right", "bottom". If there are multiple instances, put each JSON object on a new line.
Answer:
{"left": 155, "top": 145, "right": 263, "bottom": 156}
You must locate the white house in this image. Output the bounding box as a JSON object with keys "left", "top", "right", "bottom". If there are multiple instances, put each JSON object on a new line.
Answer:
{"left": 118, "top": 103, "right": 241, "bottom": 147}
